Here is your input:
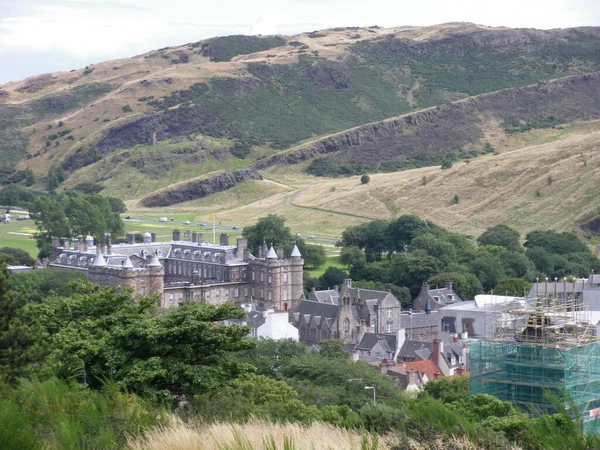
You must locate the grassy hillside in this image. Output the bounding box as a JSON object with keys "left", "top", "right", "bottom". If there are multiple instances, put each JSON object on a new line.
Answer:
{"left": 2, "top": 23, "right": 600, "bottom": 198}
{"left": 125, "top": 120, "right": 600, "bottom": 239}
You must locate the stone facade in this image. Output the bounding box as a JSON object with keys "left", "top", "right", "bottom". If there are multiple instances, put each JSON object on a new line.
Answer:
{"left": 49, "top": 230, "right": 304, "bottom": 309}
{"left": 291, "top": 279, "right": 402, "bottom": 346}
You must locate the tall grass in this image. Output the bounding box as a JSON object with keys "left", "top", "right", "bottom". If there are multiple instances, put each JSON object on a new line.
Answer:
{"left": 127, "top": 418, "right": 398, "bottom": 450}
{"left": 0, "top": 378, "right": 164, "bottom": 449}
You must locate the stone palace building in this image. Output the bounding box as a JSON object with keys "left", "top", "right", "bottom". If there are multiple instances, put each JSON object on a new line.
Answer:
{"left": 49, "top": 229, "right": 304, "bottom": 310}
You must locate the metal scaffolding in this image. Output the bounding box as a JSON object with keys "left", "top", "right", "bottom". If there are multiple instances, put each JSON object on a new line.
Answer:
{"left": 470, "top": 294, "right": 600, "bottom": 434}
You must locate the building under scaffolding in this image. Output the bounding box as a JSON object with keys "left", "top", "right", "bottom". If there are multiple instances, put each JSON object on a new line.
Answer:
{"left": 470, "top": 295, "right": 600, "bottom": 434}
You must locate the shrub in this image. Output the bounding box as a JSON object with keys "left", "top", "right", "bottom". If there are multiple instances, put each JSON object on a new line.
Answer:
{"left": 122, "top": 105, "right": 133, "bottom": 113}
{"left": 360, "top": 174, "right": 370, "bottom": 184}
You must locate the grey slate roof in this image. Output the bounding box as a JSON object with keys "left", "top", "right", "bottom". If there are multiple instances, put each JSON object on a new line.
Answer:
{"left": 294, "top": 299, "right": 338, "bottom": 321}
{"left": 308, "top": 289, "right": 339, "bottom": 305}
{"left": 399, "top": 340, "right": 434, "bottom": 360}
{"left": 356, "top": 333, "right": 397, "bottom": 351}
{"left": 399, "top": 311, "right": 440, "bottom": 329}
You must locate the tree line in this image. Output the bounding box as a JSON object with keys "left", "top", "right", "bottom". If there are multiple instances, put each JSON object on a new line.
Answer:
{"left": 326, "top": 216, "right": 600, "bottom": 306}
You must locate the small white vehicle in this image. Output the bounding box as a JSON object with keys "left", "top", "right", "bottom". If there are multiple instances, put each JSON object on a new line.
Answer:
{"left": 159, "top": 217, "right": 168, "bottom": 222}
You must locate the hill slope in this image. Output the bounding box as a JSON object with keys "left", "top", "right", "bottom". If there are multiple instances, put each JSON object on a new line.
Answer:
{"left": 132, "top": 121, "right": 600, "bottom": 238}
{"left": 2, "top": 23, "right": 600, "bottom": 197}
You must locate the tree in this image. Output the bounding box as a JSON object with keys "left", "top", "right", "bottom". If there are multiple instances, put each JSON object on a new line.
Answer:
{"left": 301, "top": 243, "right": 327, "bottom": 268}
{"left": 319, "top": 340, "right": 346, "bottom": 359}
{"left": 24, "top": 168, "right": 36, "bottom": 187}
{"left": 33, "top": 284, "right": 255, "bottom": 403}
{"left": 319, "top": 267, "right": 348, "bottom": 289}
{"left": 470, "top": 252, "right": 506, "bottom": 292}
{"left": 424, "top": 376, "right": 469, "bottom": 403}
{"left": 0, "top": 247, "right": 35, "bottom": 266}
{"left": 391, "top": 254, "right": 444, "bottom": 297}
{"left": 477, "top": 224, "right": 521, "bottom": 253}
{"left": 524, "top": 230, "right": 588, "bottom": 255}
{"left": 340, "top": 246, "right": 366, "bottom": 269}
{"left": 242, "top": 214, "right": 294, "bottom": 255}
{"left": 387, "top": 215, "right": 436, "bottom": 253}
{"left": 493, "top": 278, "right": 531, "bottom": 296}
{"left": 360, "top": 174, "right": 370, "bottom": 184}
{"left": 0, "top": 256, "right": 48, "bottom": 380}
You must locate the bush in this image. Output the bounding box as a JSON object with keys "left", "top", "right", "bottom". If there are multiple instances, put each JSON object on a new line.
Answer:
{"left": 360, "top": 174, "right": 370, "bottom": 184}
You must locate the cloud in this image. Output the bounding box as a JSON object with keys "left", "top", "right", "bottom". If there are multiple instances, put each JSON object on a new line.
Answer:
{"left": 0, "top": 0, "right": 599, "bottom": 83}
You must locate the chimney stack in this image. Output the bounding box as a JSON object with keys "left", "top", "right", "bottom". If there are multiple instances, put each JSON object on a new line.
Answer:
{"left": 236, "top": 237, "right": 248, "bottom": 260}
{"left": 105, "top": 233, "right": 112, "bottom": 255}
{"left": 276, "top": 247, "right": 284, "bottom": 260}
{"left": 151, "top": 232, "right": 156, "bottom": 243}
{"left": 220, "top": 233, "right": 229, "bottom": 246}
{"left": 173, "top": 229, "right": 181, "bottom": 241}
{"left": 192, "top": 231, "right": 197, "bottom": 243}
{"left": 453, "top": 333, "right": 459, "bottom": 343}
{"left": 197, "top": 233, "right": 205, "bottom": 244}
{"left": 445, "top": 280, "right": 453, "bottom": 291}
{"left": 432, "top": 338, "right": 441, "bottom": 371}
{"left": 126, "top": 232, "right": 134, "bottom": 245}
{"left": 184, "top": 230, "right": 191, "bottom": 242}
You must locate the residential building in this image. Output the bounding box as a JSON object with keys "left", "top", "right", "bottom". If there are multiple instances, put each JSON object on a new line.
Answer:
{"left": 412, "top": 281, "right": 462, "bottom": 312}
{"left": 291, "top": 279, "right": 402, "bottom": 346}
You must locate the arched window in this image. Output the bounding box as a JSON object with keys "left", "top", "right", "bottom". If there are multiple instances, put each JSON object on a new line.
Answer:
{"left": 344, "top": 318, "right": 350, "bottom": 333}
{"left": 283, "top": 302, "right": 288, "bottom": 311}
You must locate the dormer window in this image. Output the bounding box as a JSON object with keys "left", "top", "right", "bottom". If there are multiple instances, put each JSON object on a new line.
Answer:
{"left": 173, "top": 248, "right": 181, "bottom": 257}
{"left": 182, "top": 249, "right": 191, "bottom": 259}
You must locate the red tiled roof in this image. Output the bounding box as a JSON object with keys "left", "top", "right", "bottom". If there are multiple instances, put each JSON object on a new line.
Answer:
{"left": 386, "top": 360, "right": 441, "bottom": 381}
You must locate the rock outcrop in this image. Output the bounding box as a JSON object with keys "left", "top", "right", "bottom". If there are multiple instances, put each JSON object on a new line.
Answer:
{"left": 257, "top": 72, "right": 600, "bottom": 169}
{"left": 140, "top": 167, "right": 263, "bottom": 207}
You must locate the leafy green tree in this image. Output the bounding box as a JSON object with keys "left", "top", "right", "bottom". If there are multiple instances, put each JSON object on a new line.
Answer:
{"left": 524, "top": 230, "right": 588, "bottom": 255}
{"left": 477, "top": 224, "right": 521, "bottom": 252}
{"left": 387, "top": 215, "right": 437, "bottom": 253}
{"left": 494, "top": 278, "right": 532, "bottom": 296}
{"left": 391, "top": 254, "right": 443, "bottom": 297}
{"left": 0, "top": 256, "right": 49, "bottom": 380}
{"left": 319, "top": 340, "right": 346, "bottom": 359}
{"left": 33, "top": 284, "right": 255, "bottom": 402}
{"left": 10, "top": 268, "right": 86, "bottom": 303}
{"left": 410, "top": 233, "right": 457, "bottom": 266}
{"left": 24, "top": 168, "right": 36, "bottom": 187}
{"left": 319, "top": 266, "right": 348, "bottom": 289}
{"left": 340, "top": 246, "right": 366, "bottom": 269}
{"left": 106, "top": 196, "right": 127, "bottom": 213}
{"left": 301, "top": 243, "right": 327, "bottom": 268}
{"left": 423, "top": 376, "right": 469, "bottom": 403}
{"left": 0, "top": 247, "right": 35, "bottom": 266}
{"left": 242, "top": 214, "right": 294, "bottom": 255}
{"left": 29, "top": 195, "right": 70, "bottom": 258}
{"left": 470, "top": 252, "right": 506, "bottom": 292}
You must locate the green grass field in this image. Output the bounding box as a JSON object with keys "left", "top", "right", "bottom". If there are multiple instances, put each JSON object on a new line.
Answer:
{"left": 0, "top": 220, "right": 39, "bottom": 257}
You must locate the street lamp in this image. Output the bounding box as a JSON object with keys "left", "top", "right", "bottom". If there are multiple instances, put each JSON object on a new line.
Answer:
{"left": 364, "top": 386, "right": 376, "bottom": 406}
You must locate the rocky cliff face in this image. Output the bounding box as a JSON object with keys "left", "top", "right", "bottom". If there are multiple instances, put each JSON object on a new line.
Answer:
{"left": 257, "top": 72, "right": 600, "bottom": 169}
{"left": 140, "top": 167, "right": 263, "bottom": 207}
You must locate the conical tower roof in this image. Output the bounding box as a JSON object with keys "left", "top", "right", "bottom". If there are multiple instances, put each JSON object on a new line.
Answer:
{"left": 122, "top": 256, "right": 134, "bottom": 269}
{"left": 147, "top": 251, "right": 161, "bottom": 267}
{"left": 267, "top": 246, "right": 277, "bottom": 259}
{"left": 92, "top": 248, "right": 106, "bottom": 267}
{"left": 291, "top": 244, "right": 301, "bottom": 257}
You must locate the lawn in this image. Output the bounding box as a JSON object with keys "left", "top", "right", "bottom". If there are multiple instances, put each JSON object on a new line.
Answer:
{"left": 0, "top": 219, "right": 39, "bottom": 257}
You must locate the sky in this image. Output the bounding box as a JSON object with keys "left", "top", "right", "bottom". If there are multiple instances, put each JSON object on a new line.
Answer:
{"left": 1, "top": 0, "right": 599, "bottom": 84}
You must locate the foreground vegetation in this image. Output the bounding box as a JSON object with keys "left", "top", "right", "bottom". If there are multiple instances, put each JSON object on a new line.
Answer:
{"left": 1, "top": 256, "right": 600, "bottom": 449}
